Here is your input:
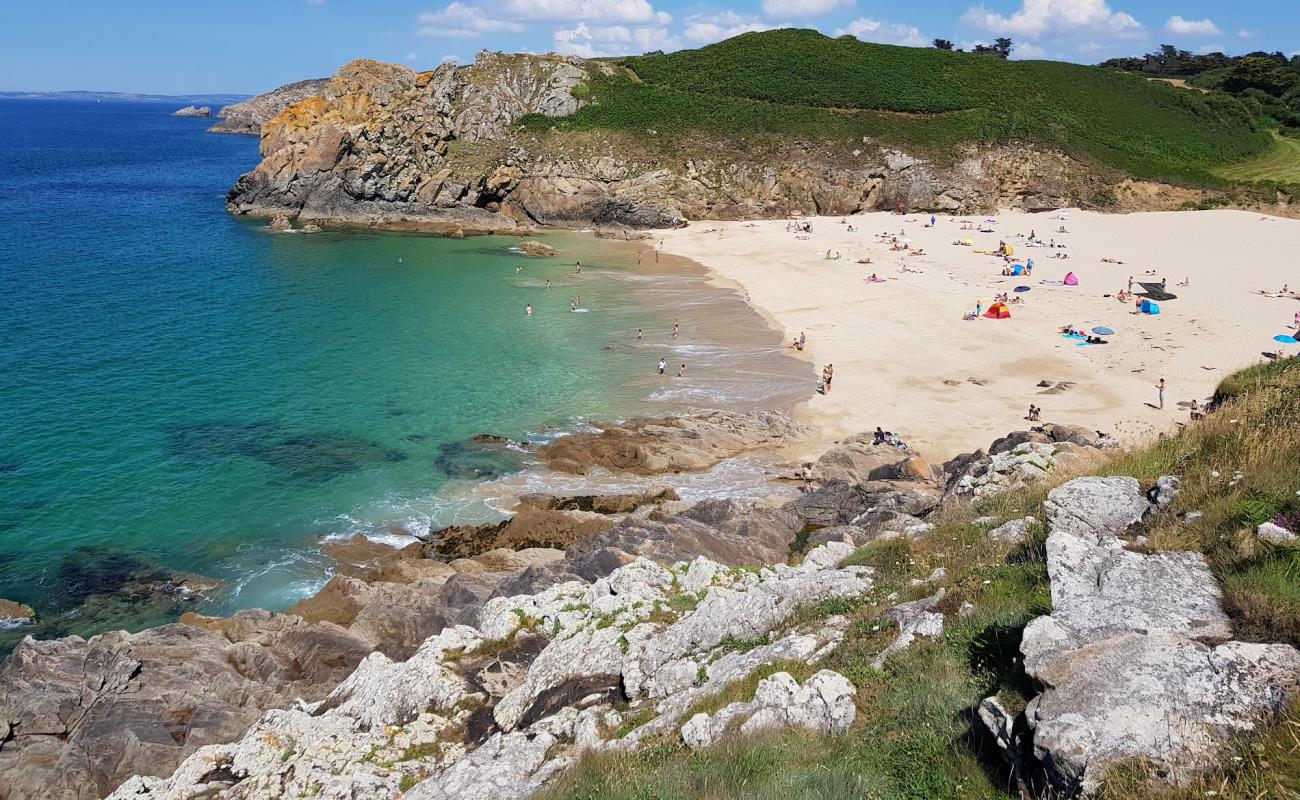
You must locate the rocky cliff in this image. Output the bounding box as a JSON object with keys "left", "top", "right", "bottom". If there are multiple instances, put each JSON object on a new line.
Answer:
{"left": 224, "top": 52, "right": 1146, "bottom": 232}
{"left": 209, "top": 78, "right": 329, "bottom": 135}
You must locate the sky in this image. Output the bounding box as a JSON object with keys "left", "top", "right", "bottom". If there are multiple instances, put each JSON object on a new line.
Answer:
{"left": 1, "top": 0, "right": 1296, "bottom": 95}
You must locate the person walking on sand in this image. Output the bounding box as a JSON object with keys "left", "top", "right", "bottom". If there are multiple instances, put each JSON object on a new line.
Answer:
{"left": 801, "top": 462, "right": 815, "bottom": 494}
{"left": 658, "top": 358, "right": 666, "bottom": 375}
{"left": 525, "top": 304, "right": 532, "bottom": 317}
{"left": 798, "top": 331, "right": 806, "bottom": 350}
{"left": 1156, "top": 378, "right": 1166, "bottom": 410}
{"left": 822, "top": 364, "right": 833, "bottom": 393}
{"left": 1127, "top": 276, "right": 1134, "bottom": 292}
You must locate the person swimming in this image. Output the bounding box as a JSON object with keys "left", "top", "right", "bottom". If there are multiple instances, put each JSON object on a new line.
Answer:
{"left": 525, "top": 304, "right": 532, "bottom": 316}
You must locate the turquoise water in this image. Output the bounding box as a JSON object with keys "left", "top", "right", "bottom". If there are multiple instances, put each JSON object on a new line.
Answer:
{"left": 0, "top": 100, "right": 808, "bottom": 643}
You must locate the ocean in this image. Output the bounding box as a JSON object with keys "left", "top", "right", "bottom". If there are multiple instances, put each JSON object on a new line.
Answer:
{"left": 0, "top": 99, "right": 809, "bottom": 648}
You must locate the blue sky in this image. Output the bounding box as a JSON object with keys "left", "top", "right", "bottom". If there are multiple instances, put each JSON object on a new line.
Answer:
{"left": 2, "top": 0, "right": 1296, "bottom": 95}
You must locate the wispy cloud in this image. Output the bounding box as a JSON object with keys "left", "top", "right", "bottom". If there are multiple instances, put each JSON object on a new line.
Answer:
{"left": 762, "top": 0, "right": 853, "bottom": 21}
{"left": 418, "top": 2, "right": 526, "bottom": 38}
{"left": 682, "top": 11, "right": 772, "bottom": 44}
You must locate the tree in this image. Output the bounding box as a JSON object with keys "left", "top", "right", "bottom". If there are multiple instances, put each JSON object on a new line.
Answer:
{"left": 932, "top": 39, "right": 954, "bottom": 51}
{"left": 1223, "top": 55, "right": 1299, "bottom": 96}
{"left": 972, "top": 38, "right": 1012, "bottom": 59}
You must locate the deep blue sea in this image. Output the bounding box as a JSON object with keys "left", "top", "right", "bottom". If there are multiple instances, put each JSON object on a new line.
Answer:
{"left": 0, "top": 99, "right": 807, "bottom": 646}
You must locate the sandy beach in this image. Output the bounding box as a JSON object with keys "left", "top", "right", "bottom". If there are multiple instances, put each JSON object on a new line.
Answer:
{"left": 657, "top": 209, "right": 1300, "bottom": 461}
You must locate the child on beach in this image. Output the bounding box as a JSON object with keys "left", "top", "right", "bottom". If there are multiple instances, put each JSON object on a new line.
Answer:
{"left": 1156, "top": 379, "right": 1166, "bottom": 410}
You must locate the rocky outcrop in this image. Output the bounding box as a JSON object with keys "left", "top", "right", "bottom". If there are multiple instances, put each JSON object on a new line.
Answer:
{"left": 538, "top": 410, "right": 808, "bottom": 475}
{"left": 223, "top": 53, "right": 1131, "bottom": 230}
{"left": 209, "top": 78, "right": 329, "bottom": 135}
{"left": 105, "top": 545, "right": 871, "bottom": 800}
{"left": 1007, "top": 476, "right": 1300, "bottom": 795}
{"left": 171, "top": 105, "right": 210, "bottom": 117}
{"left": 0, "top": 599, "right": 34, "bottom": 628}
{"left": 680, "top": 669, "right": 856, "bottom": 749}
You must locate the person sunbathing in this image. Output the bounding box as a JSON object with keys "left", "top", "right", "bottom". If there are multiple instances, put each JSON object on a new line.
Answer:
{"left": 1101, "top": 257, "right": 1124, "bottom": 264}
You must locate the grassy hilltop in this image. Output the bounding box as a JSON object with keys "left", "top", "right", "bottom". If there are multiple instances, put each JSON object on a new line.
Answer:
{"left": 521, "top": 29, "right": 1280, "bottom": 190}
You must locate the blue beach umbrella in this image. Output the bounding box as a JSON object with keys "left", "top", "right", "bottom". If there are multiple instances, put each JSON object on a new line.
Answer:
{"left": 1274, "top": 335, "right": 1299, "bottom": 344}
{"left": 1092, "top": 326, "right": 1114, "bottom": 335}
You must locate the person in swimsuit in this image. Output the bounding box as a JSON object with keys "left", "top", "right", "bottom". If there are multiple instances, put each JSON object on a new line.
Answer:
{"left": 658, "top": 358, "right": 666, "bottom": 375}
{"left": 545, "top": 279, "right": 551, "bottom": 289}
{"left": 575, "top": 262, "right": 581, "bottom": 274}
{"left": 801, "top": 463, "right": 814, "bottom": 494}
{"left": 1156, "top": 378, "right": 1166, "bottom": 410}
{"left": 636, "top": 328, "right": 643, "bottom": 340}
{"left": 673, "top": 320, "right": 680, "bottom": 340}
{"left": 678, "top": 364, "right": 686, "bottom": 379}
{"left": 525, "top": 304, "right": 532, "bottom": 317}
{"left": 822, "top": 364, "right": 833, "bottom": 393}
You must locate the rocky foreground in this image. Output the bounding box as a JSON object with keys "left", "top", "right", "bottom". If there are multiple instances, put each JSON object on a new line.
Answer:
{"left": 221, "top": 54, "right": 1138, "bottom": 233}
{"left": 2, "top": 411, "right": 1296, "bottom": 799}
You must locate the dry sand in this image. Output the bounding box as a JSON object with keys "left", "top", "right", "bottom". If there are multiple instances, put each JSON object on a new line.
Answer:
{"left": 656, "top": 209, "right": 1300, "bottom": 462}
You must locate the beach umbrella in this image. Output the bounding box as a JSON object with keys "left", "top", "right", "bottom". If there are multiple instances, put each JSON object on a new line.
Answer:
{"left": 1092, "top": 326, "right": 1114, "bottom": 335}
{"left": 1014, "top": 286, "right": 1031, "bottom": 292}
{"left": 1275, "top": 335, "right": 1299, "bottom": 344}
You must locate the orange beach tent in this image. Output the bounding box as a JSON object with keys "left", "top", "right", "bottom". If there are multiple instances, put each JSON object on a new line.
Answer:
{"left": 984, "top": 302, "right": 1011, "bottom": 319}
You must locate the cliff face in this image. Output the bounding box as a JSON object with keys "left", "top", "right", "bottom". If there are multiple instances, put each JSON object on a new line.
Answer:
{"left": 209, "top": 78, "right": 329, "bottom": 135}
{"left": 225, "top": 53, "right": 1138, "bottom": 231}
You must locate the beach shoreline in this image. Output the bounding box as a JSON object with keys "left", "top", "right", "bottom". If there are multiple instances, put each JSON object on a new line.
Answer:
{"left": 655, "top": 209, "right": 1300, "bottom": 463}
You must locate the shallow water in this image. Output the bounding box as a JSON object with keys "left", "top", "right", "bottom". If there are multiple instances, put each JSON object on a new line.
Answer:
{"left": 0, "top": 100, "right": 810, "bottom": 643}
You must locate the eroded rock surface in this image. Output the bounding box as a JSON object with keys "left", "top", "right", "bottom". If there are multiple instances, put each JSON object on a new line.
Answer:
{"left": 209, "top": 78, "right": 329, "bottom": 135}
{"left": 1017, "top": 476, "right": 1300, "bottom": 794}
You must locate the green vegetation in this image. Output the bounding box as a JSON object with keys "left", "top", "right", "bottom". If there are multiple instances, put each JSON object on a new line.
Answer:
{"left": 536, "top": 357, "right": 1300, "bottom": 799}
{"left": 1216, "top": 132, "right": 1300, "bottom": 183}
{"left": 519, "top": 29, "right": 1273, "bottom": 188}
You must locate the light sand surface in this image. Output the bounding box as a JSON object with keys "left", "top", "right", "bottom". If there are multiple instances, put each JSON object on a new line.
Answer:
{"left": 656, "top": 210, "right": 1300, "bottom": 461}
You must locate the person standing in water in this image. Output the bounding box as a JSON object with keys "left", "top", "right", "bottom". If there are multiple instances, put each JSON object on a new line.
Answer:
{"left": 672, "top": 319, "right": 680, "bottom": 340}
{"left": 678, "top": 364, "right": 686, "bottom": 379}
{"left": 1156, "top": 378, "right": 1166, "bottom": 410}
{"left": 545, "top": 279, "right": 551, "bottom": 289}
{"left": 636, "top": 329, "right": 643, "bottom": 340}
{"left": 525, "top": 304, "right": 532, "bottom": 317}
{"left": 515, "top": 265, "right": 522, "bottom": 274}
{"left": 575, "top": 261, "right": 582, "bottom": 274}
{"left": 658, "top": 358, "right": 666, "bottom": 375}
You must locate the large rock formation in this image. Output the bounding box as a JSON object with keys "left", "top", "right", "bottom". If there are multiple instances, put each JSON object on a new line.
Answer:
{"left": 1007, "top": 477, "right": 1300, "bottom": 795}
{"left": 223, "top": 53, "right": 1125, "bottom": 231}
{"left": 171, "top": 105, "right": 210, "bottom": 117}
{"left": 106, "top": 545, "right": 871, "bottom": 799}
{"left": 209, "top": 78, "right": 329, "bottom": 135}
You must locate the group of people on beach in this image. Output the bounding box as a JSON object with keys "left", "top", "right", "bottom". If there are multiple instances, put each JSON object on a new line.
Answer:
{"left": 871, "top": 427, "right": 909, "bottom": 450}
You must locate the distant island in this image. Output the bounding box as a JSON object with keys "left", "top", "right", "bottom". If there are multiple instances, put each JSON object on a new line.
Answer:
{"left": 0, "top": 89, "right": 249, "bottom": 105}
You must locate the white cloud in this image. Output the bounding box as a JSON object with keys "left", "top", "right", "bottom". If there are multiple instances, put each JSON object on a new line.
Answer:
{"left": 553, "top": 22, "right": 679, "bottom": 56}
{"left": 501, "top": 0, "right": 669, "bottom": 24}
{"left": 418, "top": 3, "right": 526, "bottom": 38}
{"left": 762, "top": 0, "right": 853, "bottom": 21}
{"left": 834, "top": 18, "right": 926, "bottom": 47}
{"left": 1237, "top": 29, "right": 1255, "bottom": 39}
{"left": 962, "top": 0, "right": 1143, "bottom": 41}
{"left": 441, "top": 54, "right": 461, "bottom": 64}
{"left": 1016, "top": 42, "right": 1047, "bottom": 57}
{"left": 405, "top": 52, "right": 420, "bottom": 61}
{"left": 682, "top": 11, "right": 773, "bottom": 44}
{"left": 1165, "top": 15, "right": 1220, "bottom": 36}
{"left": 1194, "top": 43, "right": 1225, "bottom": 55}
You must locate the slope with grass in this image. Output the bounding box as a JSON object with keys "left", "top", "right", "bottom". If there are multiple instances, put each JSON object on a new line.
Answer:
{"left": 1215, "top": 132, "right": 1300, "bottom": 184}
{"left": 537, "top": 357, "right": 1300, "bottom": 800}
{"left": 525, "top": 29, "right": 1273, "bottom": 189}
{"left": 230, "top": 31, "right": 1290, "bottom": 230}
